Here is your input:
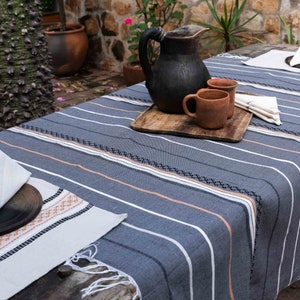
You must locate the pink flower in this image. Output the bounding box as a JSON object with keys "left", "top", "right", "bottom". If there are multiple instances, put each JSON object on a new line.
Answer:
{"left": 124, "top": 18, "right": 133, "bottom": 25}
{"left": 57, "top": 97, "right": 65, "bottom": 102}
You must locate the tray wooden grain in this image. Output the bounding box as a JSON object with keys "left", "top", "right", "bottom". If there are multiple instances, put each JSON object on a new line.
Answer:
{"left": 131, "top": 105, "right": 252, "bottom": 142}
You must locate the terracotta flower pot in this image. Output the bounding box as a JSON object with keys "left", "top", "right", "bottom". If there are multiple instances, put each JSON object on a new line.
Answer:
{"left": 123, "top": 62, "right": 146, "bottom": 86}
{"left": 45, "top": 23, "right": 88, "bottom": 77}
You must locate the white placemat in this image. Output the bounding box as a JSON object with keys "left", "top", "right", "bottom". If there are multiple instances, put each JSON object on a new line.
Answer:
{"left": 243, "top": 49, "right": 300, "bottom": 73}
{"left": 0, "top": 177, "right": 127, "bottom": 300}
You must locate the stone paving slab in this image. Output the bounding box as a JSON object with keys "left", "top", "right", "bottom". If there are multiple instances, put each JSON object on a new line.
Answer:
{"left": 53, "top": 68, "right": 126, "bottom": 111}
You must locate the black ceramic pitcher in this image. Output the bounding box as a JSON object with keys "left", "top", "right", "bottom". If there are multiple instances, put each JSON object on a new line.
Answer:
{"left": 139, "top": 25, "right": 211, "bottom": 114}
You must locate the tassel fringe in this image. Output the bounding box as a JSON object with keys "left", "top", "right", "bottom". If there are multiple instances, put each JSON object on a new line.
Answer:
{"left": 64, "top": 243, "right": 141, "bottom": 299}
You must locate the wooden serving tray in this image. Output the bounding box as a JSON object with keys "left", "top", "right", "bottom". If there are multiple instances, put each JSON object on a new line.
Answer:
{"left": 131, "top": 105, "right": 252, "bottom": 142}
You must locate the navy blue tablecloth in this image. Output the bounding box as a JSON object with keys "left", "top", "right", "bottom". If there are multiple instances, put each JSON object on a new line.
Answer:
{"left": 1, "top": 53, "right": 300, "bottom": 300}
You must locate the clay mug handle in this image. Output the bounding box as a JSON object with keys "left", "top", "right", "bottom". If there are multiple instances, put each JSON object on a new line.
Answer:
{"left": 182, "top": 94, "right": 199, "bottom": 119}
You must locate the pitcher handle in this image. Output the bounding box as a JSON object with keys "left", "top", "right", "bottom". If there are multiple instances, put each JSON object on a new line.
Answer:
{"left": 138, "top": 27, "right": 165, "bottom": 84}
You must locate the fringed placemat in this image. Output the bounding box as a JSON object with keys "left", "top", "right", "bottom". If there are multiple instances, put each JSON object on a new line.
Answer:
{"left": 0, "top": 177, "right": 127, "bottom": 300}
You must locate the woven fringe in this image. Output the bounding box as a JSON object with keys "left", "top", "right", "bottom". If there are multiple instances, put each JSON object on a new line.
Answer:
{"left": 64, "top": 244, "right": 141, "bottom": 299}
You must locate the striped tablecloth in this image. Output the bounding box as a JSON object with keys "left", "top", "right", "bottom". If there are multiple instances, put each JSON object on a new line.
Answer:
{"left": 0, "top": 52, "right": 299, "bottom": 300}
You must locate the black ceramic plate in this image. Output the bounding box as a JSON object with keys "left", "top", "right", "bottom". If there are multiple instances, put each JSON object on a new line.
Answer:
{"left": 285, "top": 56, "right": 300, "bottom": 69}
{"left": 0, "top": 184, "right": 43, "bottom": 235}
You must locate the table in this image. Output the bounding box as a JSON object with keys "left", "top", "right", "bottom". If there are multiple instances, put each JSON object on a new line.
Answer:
{"left": 2, "top": 44, "right": 300, "bottom": 300}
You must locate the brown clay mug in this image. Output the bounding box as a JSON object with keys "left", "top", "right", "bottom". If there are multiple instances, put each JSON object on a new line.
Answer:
{"left": 182, "top": 88, "right": 230, "bottom": 130}
{"left": 207, "top": 78, "right": 238, "bottom": 119}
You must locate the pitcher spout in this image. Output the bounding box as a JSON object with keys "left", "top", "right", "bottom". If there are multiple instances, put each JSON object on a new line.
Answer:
{"left": 165, "top": 25, "right": 209, "bottom": 39}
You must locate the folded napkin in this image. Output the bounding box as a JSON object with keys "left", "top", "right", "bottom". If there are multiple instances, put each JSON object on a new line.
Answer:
{"left": 290, "top": 47, "right": 300, "bottom": 66}
{"left": 235, "top": 93, "right": 282, "bottom": 125}
{"left": 0, "top": 150, "right": 31, "bottom": 209}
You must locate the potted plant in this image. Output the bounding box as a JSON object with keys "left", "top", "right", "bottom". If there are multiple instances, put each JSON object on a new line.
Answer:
{"left": 44, "top": 0, "right": 88, "bottom": 77}
{"left": 194, "top": 0, "right": 261, "bottom": 54}
{"left": 123, "top": 0, "right": 187, "bottom": 86}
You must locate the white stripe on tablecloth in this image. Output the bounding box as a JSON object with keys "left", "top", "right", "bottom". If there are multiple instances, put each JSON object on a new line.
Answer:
{"left": 103, "top": 95, "right": 151, "bottom": 106}
{"left": 290, "top": 219, "right": 300, "bottom": 284}
{"left": 123, "top": 222, "right": 195, "bottom": 300}
{"left": 72, "top": 107, "right": 135, "bottom": 121}
{"left": 281, "top": 112, "right": 300, "bottom": 118}
{"left": 56, "top": 112, "right": 134, "bottom": 129}
{"left": 237, "top": 81, "right": 300, "bottom": 96}
{"left": 247, "top": 126, "right": 300, "bottom": 142}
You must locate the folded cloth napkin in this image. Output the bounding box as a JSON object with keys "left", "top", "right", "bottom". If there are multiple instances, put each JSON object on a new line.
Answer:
{"left": 0, "top": 150, "right": 31, "bottom": 209}
{"left": 290, "top": 47, "right": 300, "bottom": 66}
{"left": 235, "top": 93, "right": 282, "bottom": 125}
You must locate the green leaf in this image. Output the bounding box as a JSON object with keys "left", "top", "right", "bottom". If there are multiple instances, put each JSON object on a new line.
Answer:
{"left": 280, "top": 16, "right": 293, "bottom": 44}
{"left": 128, "top": 54, "right": 138, "bottom": 64}
{"left": 128, "top": 44, "right": 139, "bottom": 50}
{"left": 171, "top": 11, "right": 183, "bottom": 20}
{"left": 205, "top": 0, "right": 222, "bottom": 25}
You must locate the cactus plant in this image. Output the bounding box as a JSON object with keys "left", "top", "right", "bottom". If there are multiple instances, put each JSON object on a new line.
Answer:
{"left": 0, "top": 0, "right": 55, "bottom": 130}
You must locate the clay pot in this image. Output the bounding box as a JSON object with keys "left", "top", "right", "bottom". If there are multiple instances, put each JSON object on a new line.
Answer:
{"left": 45, "top": 23, "right": 88, "bottom": 77}
{"left": 123, "top": 62, "right": 146, "bottom": 86}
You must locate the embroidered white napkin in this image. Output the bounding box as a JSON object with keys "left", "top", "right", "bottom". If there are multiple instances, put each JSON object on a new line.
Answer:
{"left": 0, "top": 150, "right": 31, "bottom": 209}
{"left": 290, "top": 47, "right": 300, "bottom": 66}
{"left": 235, "top": 93, "right": 282, "bottom": 125}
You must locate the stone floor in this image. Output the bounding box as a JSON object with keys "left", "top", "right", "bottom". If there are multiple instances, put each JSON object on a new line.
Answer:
{"left": 52, "top": 45, "right": 300, "bottom": 300}
{"left": 52, "top": 66, "right": 126, "bottom": 111}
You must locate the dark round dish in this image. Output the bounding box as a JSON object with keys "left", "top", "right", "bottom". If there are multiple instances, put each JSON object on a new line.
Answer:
{"left": 285, "top": 56, "right": 300, "bottom": 69}
{"left": 0, "top": 184, "right": 43, "bottom": 235}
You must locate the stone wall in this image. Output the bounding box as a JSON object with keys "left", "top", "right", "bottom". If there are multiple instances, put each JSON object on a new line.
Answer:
{"left": 64, "top": 0, "right": 300, "bottom": 72}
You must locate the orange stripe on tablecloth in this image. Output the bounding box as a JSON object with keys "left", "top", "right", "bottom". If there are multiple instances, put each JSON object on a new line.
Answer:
{"left": 244, "top": 138, "right": 300, "bottom": 154}
{"left": 0, "top": 138, "right": 238, "bottom": 300}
